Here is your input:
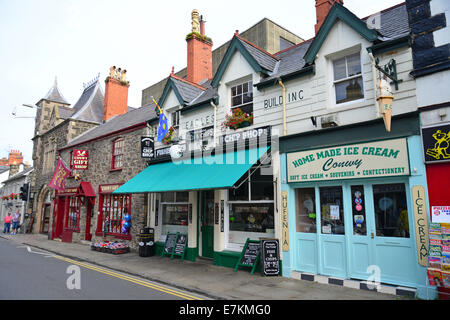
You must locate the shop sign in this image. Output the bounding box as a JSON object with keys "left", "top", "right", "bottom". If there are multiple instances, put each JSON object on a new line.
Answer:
{"left": 432, "top": 206, "right": 450, "bottom": 223}
{"left": 287, "top": 138, "right": 409, "bottom": 183}
{"left": 183, "top": 113, "right": 214, "bottom": 131}
{"left": 218, "top": 126, "right": 271, "bottom": 146}
{"left": 260, "top": 239, "right": 280, "bottom": 276}
{"left": 412, "top": 185, "right": 429, "bottom": 266}
{"left": 99, "top": 184, "right": 122, "bottom": 193}
{"left": 281, "top": 190, "right": 289, "bottom": 251}
{"left": 141, "top": 137, "right": 154, "bottom": 159}
{"left": 261, "top": 89, "right": 305, "bottom": 110}
{"left": 72, "top": 150, "right": 89, "bottom": 170}
{"left": 422, "top": 123, "right": 450, "bottom": 163}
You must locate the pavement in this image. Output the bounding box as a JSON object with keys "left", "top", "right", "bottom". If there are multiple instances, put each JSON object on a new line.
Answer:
{"left": 0, "top": 233, "right": 413, "bottom": 300}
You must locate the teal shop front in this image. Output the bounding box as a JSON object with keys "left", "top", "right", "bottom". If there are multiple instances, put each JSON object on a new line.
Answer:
{"left": 279, "top": 114, "right": 435, "bottom": 299}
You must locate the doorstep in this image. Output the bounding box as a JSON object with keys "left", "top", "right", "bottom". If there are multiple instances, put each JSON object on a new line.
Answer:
{"left": 290, "top": 270, "right": 416, "bottom": 298}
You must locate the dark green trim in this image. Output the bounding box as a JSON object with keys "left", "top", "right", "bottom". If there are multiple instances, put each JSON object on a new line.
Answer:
{"left": 255, "top": 65, "right": 315, "bottom": 90}
{"left": 367, "top": 35, "right": 410, "bottom": 55}
{"left": 304, "top": 3, "right": 378, "bottom": 65}
{"left": 181, "top": 101, "right": 213, "bottom": 115}
{"left": 155, "top": 242, "right": 198, "bottom": 262}
{"left": 158, "top": 77, "right": 186, "bottom": 108}
{"left": 280, "top": 111, "right": 420, "bottom": 154}
{"left": 211, "top": 36, "right": 269, "bottom": 88}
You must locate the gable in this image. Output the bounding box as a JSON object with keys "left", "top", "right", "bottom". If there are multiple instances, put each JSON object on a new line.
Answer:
{"left": 158, "top": 78, "right": 188, "bottom": 108}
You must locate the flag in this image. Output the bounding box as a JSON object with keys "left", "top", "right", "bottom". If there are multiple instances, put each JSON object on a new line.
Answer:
{"left": 48, "top": 158, "right": 72, "bottom": 191}
{"left": 153, "top": 97, "right": 169, "bottom": 142}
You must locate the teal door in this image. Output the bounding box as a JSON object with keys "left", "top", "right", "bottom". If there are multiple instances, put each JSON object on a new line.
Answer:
{"left": 348, "top": 181, "right": 417, "bottom": 287}
{"left": 201, "top": 190, "right": 215, "bottom": 258}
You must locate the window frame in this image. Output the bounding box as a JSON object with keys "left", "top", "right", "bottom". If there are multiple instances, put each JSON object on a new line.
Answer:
{"left": 330, "top": 51, "right": 365, "bottom": 106}
{"left": 111, "top": 137, "right": 124, "bottom": 171}
{"left": 230, "top": 80, "right": 254, "bottom": 116}
{"left": 97, "top": 191, "right": 132, "bottom": 240}
{"left": 65, "top": 195, "right": 81, "bottom": 232}
{"left": 158, "top": 192, "right": 190, "bottom": 241}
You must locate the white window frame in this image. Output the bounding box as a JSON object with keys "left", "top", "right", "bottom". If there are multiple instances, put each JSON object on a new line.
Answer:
{"left": 230, "top": 79, "right": 254, "bottom": 115}
{"left": 158, "top": 192, "right": 190, "bottom": 242}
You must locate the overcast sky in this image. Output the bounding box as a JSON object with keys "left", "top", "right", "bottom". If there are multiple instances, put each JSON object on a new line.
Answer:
{"left": 0, "top": 0, "right": 404, "bottom": 164}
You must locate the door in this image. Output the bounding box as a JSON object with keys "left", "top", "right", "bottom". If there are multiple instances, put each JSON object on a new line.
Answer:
{"left": 85, "top": 199, "right": 93, "bottom": 241}
{"left": 52, "top": 196, "right": 66, "bottom": 239}
{"left": 40, "top": 203, "right": 51, "bottom": 234}
{"left": 201, "top": 190, "right": 215, "bottom": 258}
{"left": 348, "top": 182, "right": 417, "bottom": 287}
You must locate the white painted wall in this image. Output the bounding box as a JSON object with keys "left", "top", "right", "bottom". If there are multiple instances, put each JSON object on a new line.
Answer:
{"left": 431, "top": 0, "right": 450, "bottom": 47}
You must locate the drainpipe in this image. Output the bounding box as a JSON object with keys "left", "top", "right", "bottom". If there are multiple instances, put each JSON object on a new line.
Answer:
{"left": 210, "top": 100, "right": 218, "bottom": 147}
{"left": 277, "top": 78, "right": 287, "bottom": 136}
{"left": 368, "top": 51, "right": 380, "bottom": 118}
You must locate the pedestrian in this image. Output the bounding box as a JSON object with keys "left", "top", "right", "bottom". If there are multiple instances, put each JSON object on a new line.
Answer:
{"left": 11, "top": 210, "right": 21, "bottom": 235}
{"left": 3, "top": 212, "right": 12, "bottom": 234}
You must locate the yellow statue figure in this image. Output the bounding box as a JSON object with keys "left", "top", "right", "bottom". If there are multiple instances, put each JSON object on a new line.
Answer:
{"left": 191, "top": 9, "right": 200, "bottom": 33}
{"left": 109, "top": 66, "right": 116, "bottom": 78}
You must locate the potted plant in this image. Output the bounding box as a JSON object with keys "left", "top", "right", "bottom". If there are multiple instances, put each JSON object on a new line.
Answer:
{"left": 222, "top": 108, "right": 253, "bottom": 130}
{"left": 161, "top": 126, "right": 177, "bottom": 145}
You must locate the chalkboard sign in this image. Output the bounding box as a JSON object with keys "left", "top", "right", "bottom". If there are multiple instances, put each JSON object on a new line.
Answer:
{"left": 172, "top": 233, "right": 187, "bottom": 261}
{"left": 260, "top": 239, "right": 280, "bottom": 276}
{"left": 234, "top": 238, "right": 260, "bottom": 274}
{"left": 161, "top": 233, "right": 177, "bottom": 257}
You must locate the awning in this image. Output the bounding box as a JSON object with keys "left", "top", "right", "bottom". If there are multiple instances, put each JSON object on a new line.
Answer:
{"left": 113, "top": 146, "right": 270, "bottom": 194}
{"left": 78, "top": 182, "right": 96, "bottom": 197}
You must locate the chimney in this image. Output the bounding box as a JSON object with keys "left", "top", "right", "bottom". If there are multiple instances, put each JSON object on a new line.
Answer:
{"left": 315, "top": 0, "right": 344, "bottom": 34}
{"left": 186, "top": 9, "right": 213, "bottom": 84}
{"left": 8, "top": 150, "right": 23, "bottom": 166}
{"left": 103, "top": 66, "right": 130, "bottom": 121}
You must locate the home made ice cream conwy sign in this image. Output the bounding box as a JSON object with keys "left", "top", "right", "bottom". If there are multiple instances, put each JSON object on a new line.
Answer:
{"left": 287, "top": 139, "right": 409, "bottom": 182}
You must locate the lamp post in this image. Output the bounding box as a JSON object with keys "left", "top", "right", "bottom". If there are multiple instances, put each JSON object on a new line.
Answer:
{"left": 11, "top": 103, "right": 40, "bottom": 119}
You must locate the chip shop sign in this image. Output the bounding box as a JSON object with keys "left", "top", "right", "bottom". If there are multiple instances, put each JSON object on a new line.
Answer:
{"left": 72, "top": 149, "right": 89, "bottom": 170}
{"left": 287, "top": 138, "right": 410, "bottom": 182}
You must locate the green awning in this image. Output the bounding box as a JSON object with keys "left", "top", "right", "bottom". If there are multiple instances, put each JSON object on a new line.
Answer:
{"left": 113, "top": 146, "right": 270, "bottom": 194}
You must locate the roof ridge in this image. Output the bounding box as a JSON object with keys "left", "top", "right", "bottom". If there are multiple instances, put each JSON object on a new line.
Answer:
{"left": 170, "top": 73, "right": 206, "bottom": 91}
{"left": 274, "top": 37, "right": 315, "bottom": 56}
{"left": 235, "top": 34, "right": 280, "bottom": 61}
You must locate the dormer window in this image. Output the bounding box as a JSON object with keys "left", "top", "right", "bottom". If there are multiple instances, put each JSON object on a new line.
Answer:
{"left": 231, "top": 80, "right": 253, "bottom": 116}
{"left": 171, "top": 110, "right": 180, "bottom": 129}
{"left": 332, "top": 52, "right": 364, "bottom": 104}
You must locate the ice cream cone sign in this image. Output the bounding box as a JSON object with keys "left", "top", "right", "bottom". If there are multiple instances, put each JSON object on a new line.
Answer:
{"left": 376, "top": 77, "right": 394, "bottom": 132}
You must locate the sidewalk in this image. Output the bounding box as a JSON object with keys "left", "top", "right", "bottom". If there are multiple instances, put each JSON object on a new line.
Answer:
{"left": 0, "top": 233, "right": 412, "bottom": 300}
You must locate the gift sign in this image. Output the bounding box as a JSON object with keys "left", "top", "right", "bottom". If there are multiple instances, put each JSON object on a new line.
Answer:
{"left": 73, "top": 149, "right": 89, "bottom": 170}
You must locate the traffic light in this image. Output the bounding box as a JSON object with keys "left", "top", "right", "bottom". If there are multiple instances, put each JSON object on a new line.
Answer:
{"left": 20, "top": 183, "right": 29, "bottom": 201}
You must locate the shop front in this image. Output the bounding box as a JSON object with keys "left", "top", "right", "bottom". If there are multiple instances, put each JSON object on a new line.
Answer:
{"left": 113, "top": 126, "right": 277, "bottom": 268}
{"left": 280, "top": 114, "right": 432, "bottom": 298}
{"left": 52, "top": 182, "right": 96, "bottom": 242}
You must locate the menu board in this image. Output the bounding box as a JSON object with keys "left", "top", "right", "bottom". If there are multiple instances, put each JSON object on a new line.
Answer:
{"left": 261, "top": 239, "right": 280, "bottom": 276}
{"left": 162, "top": 233, "right": 177, "bottom": 256}
{"left": 427, "top": 223, "right": 450, "bottom": 288}
{"left": 173, "top": 233, "right": 188, "bottom": 260}
{"left": 235, "top": 238, "right": 261, "bottom": 274}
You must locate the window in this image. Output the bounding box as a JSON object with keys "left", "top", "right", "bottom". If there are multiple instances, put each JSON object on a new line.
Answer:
{"left": 373, "top": 183, "right": 409, "bottom": 238}
{"left": 320, "top": 186, "right": 345, "bottom": 235}
{"left": 43, "top": 143, "right": 56, "bottom": 173}
{"left": 231, "top": 80, "right": 253, "bottom": 116}
{"left": 351, "top": 185, "right": 366, "bottom": 235}
{"left": 171, "top": 111, "right": 180, "bottom": 129}
{"left": 332, "top": 52, "right": 364, "bottom": 104}
{"left": 112, "top": 138, "right": 124, "bottom": 170}
{"left": 160, "top": 192, "right": 189, "bottom": 237}
{"left": 296, "top": 188, "right": 317, "bottom": 233}
{"left": 99, "top": 193, "right": 131, "bottom": 237}
{"left": 66, "top": 196, "right": 81, "bottom": 232}
{"left": 228, "top": 165, "right": 274, "bottom": 245}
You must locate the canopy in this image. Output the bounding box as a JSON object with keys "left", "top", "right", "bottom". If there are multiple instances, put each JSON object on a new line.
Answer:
{"left": 113, "top": 146, "right": 270, "bottom": 194}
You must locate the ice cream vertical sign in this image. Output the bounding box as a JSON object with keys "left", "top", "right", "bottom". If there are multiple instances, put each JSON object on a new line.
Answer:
{"left": 72, "top": 150, "right": 89, "bottom": 170}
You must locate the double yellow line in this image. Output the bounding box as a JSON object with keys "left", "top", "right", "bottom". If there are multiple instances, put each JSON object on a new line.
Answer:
{"left": 54, "top": 255, "right": 204, "bottom": 300}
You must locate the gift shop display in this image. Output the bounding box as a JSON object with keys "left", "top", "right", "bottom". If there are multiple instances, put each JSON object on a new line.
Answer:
{"left": 427, "top": 222, "right": 450, "bottom": 299}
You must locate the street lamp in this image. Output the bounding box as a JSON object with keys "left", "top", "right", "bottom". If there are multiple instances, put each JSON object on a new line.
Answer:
{"left": 11, "top": 103, "right": 40, "bottom": 119}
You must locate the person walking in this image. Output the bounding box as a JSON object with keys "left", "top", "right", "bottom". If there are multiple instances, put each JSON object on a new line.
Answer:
{"left": 3, "top": 212, "right": 12, "bottom": 234}
{"left": 11, "top": 210, "right": 21, "bottom": 235}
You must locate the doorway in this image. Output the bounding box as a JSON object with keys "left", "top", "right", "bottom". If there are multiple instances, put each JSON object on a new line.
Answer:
{"left": 201, "top": 190, "right": 215, "bottom": 258}
{"left": 85, "top": 199, "right": 93, "bottom": 241}
{"left": 40, "top": 203, "right": 51, "bottom": 234}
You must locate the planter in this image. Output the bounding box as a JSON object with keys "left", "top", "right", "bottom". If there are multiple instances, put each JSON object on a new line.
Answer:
{"left": 238, "top": 121, "right": 251, "bottom": 128}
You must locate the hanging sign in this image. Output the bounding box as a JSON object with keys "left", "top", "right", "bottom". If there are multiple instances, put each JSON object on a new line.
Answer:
{"left": 141, "top": 137, "right": 154, "bottom": 159}
{"left": 421, "top": 123, "right": 450, "bottom": 163}
{"left": 281, "top": 190, "right": 289, "bottom": 251}
{"left": 287, "top": 138, "right": 409, "bottom": 182}
{"left": 72, "top": 150, "right": 89, "bottom": 170}
{"left": 412, "top": 185, "right": 429, "bottom": 266}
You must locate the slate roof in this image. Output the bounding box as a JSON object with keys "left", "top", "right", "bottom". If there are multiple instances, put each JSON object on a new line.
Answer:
{"left": 43, "top": 78, "right": 70, "bottom": 105}
{"left": 236, "top": 36, "right": 279, "bottom": 72}
{"left": 186, "top": 79, "right": 218, "bottom": 108}
{"left": 256, "top": 2, "right": 409, "bottom": 87}
{"left": 2, "top": 167, "right": 33, "bottom": 184}
{"left": 170, "top": 75, "right": 206, "bottom": 103}
{"left": 69, "top": 80, "right": 104, "bottom": 124}
{"left": 61, "top": 103, "right": 157, "bottom": 150}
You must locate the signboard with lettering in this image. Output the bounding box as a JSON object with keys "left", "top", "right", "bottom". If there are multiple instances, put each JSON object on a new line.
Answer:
{"left": 99, "top": 184, "right": 122, "bottom": 194}
{"left": 72, "top": 149, "right": 89, "bottom": 170}
{"left": 161, "top": 233, "right": 177, "bottom": 257}
{"left": 422, "top": 123, "right": 450, "bottom": 163}
{"left": 235, "top": 238, "right": 260, "bottom": 274}
{"left": 172, "top": 233, "right": 188, "bottom": 261}
{"left": 432, "top": 206, "right": 450, "bottom": 223}
{"left": 412, "top": 185, "right": 429, "bottom": 266}
{"left": 260, "top": 239, "right": 280, "bottom": 276}
{"left": 218, "top": 126, "right": 271, "bottom": 146}
{"left": 287, "top": 138, "right": 410, "bottom": 182}
{"left": 141, "top": 137, "right": 154, "bottom": 158}
{"left": 281, "top": 191, "right": 289, "bottom": 251}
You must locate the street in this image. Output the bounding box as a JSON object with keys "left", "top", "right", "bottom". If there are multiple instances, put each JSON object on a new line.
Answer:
{"left": 0, "top": 237, "right": 206, "bottom": 300}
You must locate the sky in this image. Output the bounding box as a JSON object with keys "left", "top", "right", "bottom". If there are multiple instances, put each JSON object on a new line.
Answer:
{"left": 0, "top": 0, "right": 404, "bottom": 164}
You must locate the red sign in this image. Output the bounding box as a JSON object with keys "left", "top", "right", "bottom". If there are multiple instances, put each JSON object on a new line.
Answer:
{"left": 48, "top": 158, "right": 72, "bottom": 191}
{"left": 73, "top": 149, "right": 89, "bottom": 170}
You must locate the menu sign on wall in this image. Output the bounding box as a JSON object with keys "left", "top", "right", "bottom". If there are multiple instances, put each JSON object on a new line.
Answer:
{"left": 287, "top": 138, "right": 410, "bottom": 183}
{"left": 72, "top": 149, "right": 89, "bottom": 170}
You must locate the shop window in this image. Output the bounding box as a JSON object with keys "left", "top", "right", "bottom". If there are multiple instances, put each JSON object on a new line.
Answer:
{"left": 66, "top": 196, "right": 81, "bottom": 232}
{"left": 111, "top": 138, "right": 124, "bottom": 170}
{"left": 160, "top": 192, "right": 189, "bottom": 237}
{"left": 99, "top": 193, "right": 131, "bottom": 237}
{"left": 228, "top": 165, "right": 274, "bottom": 245}
{"left": 351, "top": 185, "right": 366, "bottom": 236}
{"left": 295, "top": 188, "right": 317, "bottom": 233}
{"left": 319, "top": 186, "right": 345, "bottom": 235}
{"left": 372, "top": 183, "right": 409, "bottom": 238}
{"left": 231, "top": 80, "right": 253, "bottom": 117}
{"left": 332, "top": 52, "right": 364, "bottom": 104}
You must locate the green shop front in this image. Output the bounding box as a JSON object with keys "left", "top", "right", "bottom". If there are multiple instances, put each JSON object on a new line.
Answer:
{"left": 113, "top": 126, "right": 277, "bottom": 270}
{"left": 280, "top": 114, "right": 434, "bottom": 299}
